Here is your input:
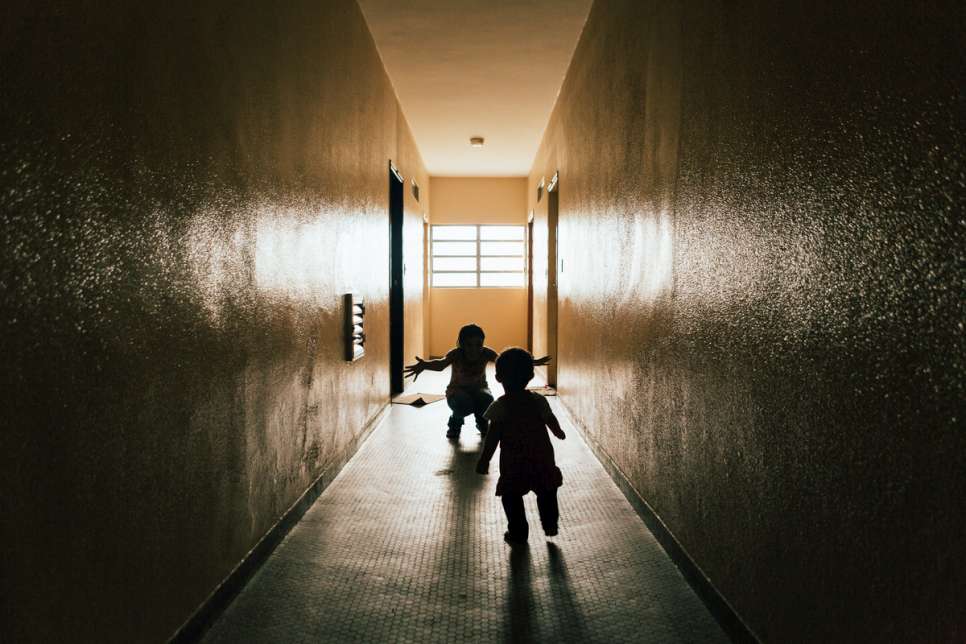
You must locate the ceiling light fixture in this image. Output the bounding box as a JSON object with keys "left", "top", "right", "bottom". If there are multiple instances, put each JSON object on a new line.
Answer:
{"left": 469, "top": 136, "right": 484, "bottom": 148}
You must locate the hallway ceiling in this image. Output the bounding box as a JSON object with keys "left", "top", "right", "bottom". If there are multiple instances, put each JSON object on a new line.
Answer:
{"left": 358, "top": 0, "right": 593, "bottom": 177}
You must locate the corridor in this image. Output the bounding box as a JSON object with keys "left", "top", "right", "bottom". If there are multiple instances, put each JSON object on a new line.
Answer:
{"left": 201, "top": 369, "right": 727, "bottom": 643}
{"left": 3, "top": 0, "right": 963, "bottom": 641}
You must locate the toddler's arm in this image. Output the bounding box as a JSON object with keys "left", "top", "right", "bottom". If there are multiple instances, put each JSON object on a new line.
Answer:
{"left": 532, "top": 355, "right": 552, "bottom": 367}
{"left": 547, "top": 412, "right": 566, "bottom": 440}
{"left": 476, "top": 421, "right": 502, "bottom": 474}
{"left": 403, "top": 354, "right": 452, "bottom": 381}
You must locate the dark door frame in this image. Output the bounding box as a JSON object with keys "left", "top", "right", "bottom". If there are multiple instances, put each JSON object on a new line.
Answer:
{"left": 526, "top": 210, "right": 534, "bottom": 352}
{"left": 389, "top": 161, "right": 405, "bottom": 396}
{"left": 546, "top": 172, "right": 559, "bottom": 387}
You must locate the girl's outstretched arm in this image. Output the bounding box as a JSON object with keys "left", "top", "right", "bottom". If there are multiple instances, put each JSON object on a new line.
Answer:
{"left": 403, "top": 355, "right": 452, "bottom": 381}
{"left": 532, "top": 355, "right": 552, "bottom": 367}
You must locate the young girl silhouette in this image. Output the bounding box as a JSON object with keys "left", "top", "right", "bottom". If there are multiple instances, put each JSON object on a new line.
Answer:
{"left": 404, "top": 324, "right": 549, "bottom": 439}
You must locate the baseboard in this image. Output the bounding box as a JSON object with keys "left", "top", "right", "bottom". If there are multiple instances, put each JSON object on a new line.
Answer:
{"left": 168, "top": 403, "right": 392, "bottom": 643}
{"left": 552, "top": 399, "right": 761, "bottom": 644}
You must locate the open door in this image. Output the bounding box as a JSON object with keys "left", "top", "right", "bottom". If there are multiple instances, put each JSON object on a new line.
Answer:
{"left": 526, "top": 211, "right": 534, "bottom": 352}
{"left": 389, "top": 162, "right": 405, "bottom": 395}
{"left": 546, "top": 172, "right": 559, "bottom": 387}
{"left": 529, "top": 174, "right": 558, "bottom": 387}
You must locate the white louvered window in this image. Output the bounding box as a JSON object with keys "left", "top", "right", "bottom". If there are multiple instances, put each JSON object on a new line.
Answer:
{"left": 431, "top": 225, "right": 526, "bottom": 288}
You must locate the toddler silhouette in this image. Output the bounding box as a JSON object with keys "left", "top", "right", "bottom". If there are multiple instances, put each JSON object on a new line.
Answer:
{"left": 476, "top": 347, "right": 565, "bottom": 544}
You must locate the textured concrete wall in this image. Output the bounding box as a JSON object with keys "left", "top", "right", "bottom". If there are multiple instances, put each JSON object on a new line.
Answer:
{"left": 531, "top": 1, "right": 965, "bottom": 641}
{"left": 0, "top": 1, "right": 426, "bottom": 641}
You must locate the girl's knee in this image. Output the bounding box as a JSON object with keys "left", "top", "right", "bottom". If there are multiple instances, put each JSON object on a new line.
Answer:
{"left": 447, "top": 392, "right": 474, "bottom": 414}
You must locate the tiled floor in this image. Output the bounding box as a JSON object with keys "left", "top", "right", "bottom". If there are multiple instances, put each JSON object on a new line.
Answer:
{"left": 202, "top": 368, "right": 728, "bottom": 643}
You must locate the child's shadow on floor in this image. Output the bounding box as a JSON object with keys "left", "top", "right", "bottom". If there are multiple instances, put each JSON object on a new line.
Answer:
{"left": 547, "top": 543, "right": 588, "bottom": 641}
{"left": 508, "top": 546, "right": 535, "bottom": 643}
{"left": 437, "top": 440, "right": 487, "bottom": 497}
{"left": 506, "top": 543, "right": 588, "bottom": 642}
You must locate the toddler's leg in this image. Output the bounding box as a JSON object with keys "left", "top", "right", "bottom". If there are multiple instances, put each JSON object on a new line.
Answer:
{"left": 536, "top": 488, "right": 560, "bottom": 536}
{"left": 501, "top": 495, "right": 529, "bottom": 543}
{"left": 445, "top": 390, "right": 474, "bottom": 437}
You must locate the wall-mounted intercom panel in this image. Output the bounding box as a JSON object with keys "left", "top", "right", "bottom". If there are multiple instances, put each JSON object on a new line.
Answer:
{"left": 343, "top": 293, "right": 365, "bottom": 361}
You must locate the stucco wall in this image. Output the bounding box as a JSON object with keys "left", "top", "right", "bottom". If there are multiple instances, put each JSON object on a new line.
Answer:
{"left": 429, "top": 288, "right": 528, "bottom": 357}
{"left": 531, "top": 1, "right": 965, "bottom": 641}
{"left": 0, "top": 1, "right": 426, "bottom": 641}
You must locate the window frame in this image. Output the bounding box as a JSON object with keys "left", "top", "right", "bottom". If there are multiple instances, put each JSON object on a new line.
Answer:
{"left": 430, "top": 224, "right": 527, "bottom": 289}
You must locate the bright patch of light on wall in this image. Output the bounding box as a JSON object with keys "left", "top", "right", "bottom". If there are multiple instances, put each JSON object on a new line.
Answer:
{"left": 254, "top": 209, "right": 335, "bottom": 296}
{"left": 623, "top": 212, "right": 674, "bottom": 302}
{"left": 184, "top": 206, "right": 249, "bottom": 324}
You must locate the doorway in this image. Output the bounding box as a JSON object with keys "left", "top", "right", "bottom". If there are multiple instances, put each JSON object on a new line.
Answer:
{"left": 389, "top": 162, "right": 405, "bottom": 396}
{"left": 546, "top": 172, "right": 559, "bottom": 387}
{"left": 526, "top": 213, "right": 534, "bottom": 353}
